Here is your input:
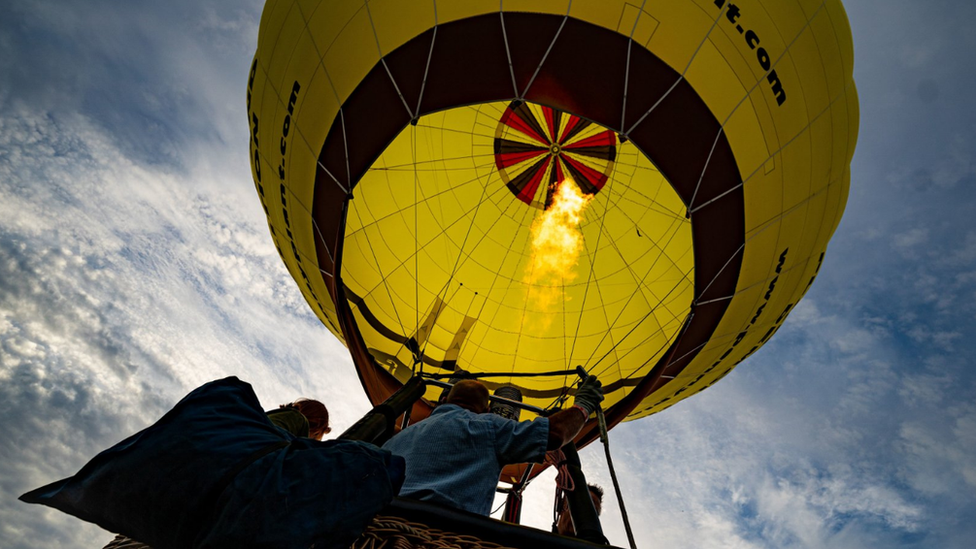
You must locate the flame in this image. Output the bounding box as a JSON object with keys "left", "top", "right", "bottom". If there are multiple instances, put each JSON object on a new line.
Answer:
{"left": 524, "top": 178, "right": 592, "bottom": 312}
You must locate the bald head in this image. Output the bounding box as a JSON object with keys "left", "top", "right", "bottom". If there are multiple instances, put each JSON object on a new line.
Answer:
{"left": 445, "top": 380, "right": 490, "bottom": 413}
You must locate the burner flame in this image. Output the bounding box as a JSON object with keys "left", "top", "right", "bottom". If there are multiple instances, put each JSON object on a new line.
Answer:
{"left": 523, "top": 178, "right": 592, "bottom": 313}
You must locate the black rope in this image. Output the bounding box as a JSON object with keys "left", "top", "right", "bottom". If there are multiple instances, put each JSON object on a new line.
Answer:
{"left": 597, "top": 406, "right": 637, "bottom": 549}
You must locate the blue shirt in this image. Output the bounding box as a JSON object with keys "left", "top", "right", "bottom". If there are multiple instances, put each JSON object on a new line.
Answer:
{"left": 382, "top": 404, "right": 550, "bottom": 515}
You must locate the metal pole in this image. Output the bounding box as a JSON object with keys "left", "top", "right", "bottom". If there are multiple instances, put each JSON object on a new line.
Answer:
{"left": 502, "top": 464, "right": 534, "bottom": 524}
{"left": 338, "top": 376, "right": 426, "bottom": 444}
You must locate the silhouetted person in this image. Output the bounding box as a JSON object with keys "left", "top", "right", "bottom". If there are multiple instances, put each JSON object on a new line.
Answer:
{"left": 22, "top": 377, "right": 402, "bottom": 549}
{"left": 267, "top": 398, "right": 332, "bottom": 440}
{"left": 555, "top": 483, "right": 604, "bottom": 537}
{"left": 103, "top": 397, "right": 334, "bottom": 549}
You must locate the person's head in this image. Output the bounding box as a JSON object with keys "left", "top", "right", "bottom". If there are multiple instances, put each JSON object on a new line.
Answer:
{"left": 445, "top": 380, "right": 490, "bottom": 413}
{"left": 282, "top": 398, "right": 331, "bottom": 440}
{"left": 586, "top": 484, "right": 604, "bottom": 515}
{"left": 555, "top": 484, "right": 604, "bottom": 536}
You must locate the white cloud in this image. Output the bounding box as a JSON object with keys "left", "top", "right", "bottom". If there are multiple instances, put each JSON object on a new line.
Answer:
{"left": 4, "top": 1, "right": 976, "bottom": 548}
{"left": 897, "top": 404, "right": 976, "bottom": 496}
{"left": 949, "top": 232, "right": 976, "bottom": 266}
{"left": 899, "top": 370, "right": 954, "bottom": 408}
{"left": 0, "top": 98, "right": 371, "bottom": 548}
{"left": 892, "top": 227, "right": 929, "bottom": 252}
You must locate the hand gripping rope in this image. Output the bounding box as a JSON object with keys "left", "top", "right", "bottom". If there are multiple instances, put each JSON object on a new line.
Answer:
{"left": 576, "top": 366, "right": 638, "bottom": 549}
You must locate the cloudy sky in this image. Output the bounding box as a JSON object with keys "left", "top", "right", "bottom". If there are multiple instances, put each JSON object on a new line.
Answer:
{"left": 2, "top": 1, "right": 974, "bottom": 548}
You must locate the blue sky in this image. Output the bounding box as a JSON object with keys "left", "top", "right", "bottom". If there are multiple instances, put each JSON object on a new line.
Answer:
{"left": 2, "top": 1, "right": 974, "bottom": 547}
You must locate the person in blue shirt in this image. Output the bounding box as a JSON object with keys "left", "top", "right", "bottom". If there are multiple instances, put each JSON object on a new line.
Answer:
{"left": 382, "top": 376, "right": 604, "bottom": 516}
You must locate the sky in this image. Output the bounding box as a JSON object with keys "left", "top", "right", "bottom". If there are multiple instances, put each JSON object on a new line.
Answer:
{"left": 1, "top": 1, "right": 975, "bottom": 548}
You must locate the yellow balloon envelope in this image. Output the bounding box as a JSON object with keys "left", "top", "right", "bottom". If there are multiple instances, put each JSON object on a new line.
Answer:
{"left": 248, "top": 0, "right": 858, "bottom": 441}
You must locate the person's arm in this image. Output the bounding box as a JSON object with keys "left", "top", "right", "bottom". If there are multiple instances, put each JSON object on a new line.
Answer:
{"left": 546, "top": 376, "right": 604, "bottom": 450}
{"left": 546, "top": 407, "right": 587, "bottom": 450}
{"left": 493, "top": 376, "right": 605, "bottom": 462}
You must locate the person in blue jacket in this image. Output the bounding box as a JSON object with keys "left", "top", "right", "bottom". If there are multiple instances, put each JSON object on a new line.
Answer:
{"left": 382, "top": 376, "right": 603, "bottom": 516}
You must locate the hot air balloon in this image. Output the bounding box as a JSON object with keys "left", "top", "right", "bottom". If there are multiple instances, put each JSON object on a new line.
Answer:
{"left": 248, "top": 0, "right": 858, "bottom": 544}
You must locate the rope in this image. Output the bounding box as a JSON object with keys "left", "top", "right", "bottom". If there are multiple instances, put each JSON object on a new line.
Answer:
{"left": 597, "top": 406, "right": 637, "bottom": 549}
{"left": 546, "top": 448, "right": 575, "bottom": 533}
{"left": 547, "top": 449, "right": 575, "bottom": 493}
{"left": 102, "top": 535, "right": 152, "bottom": 549}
